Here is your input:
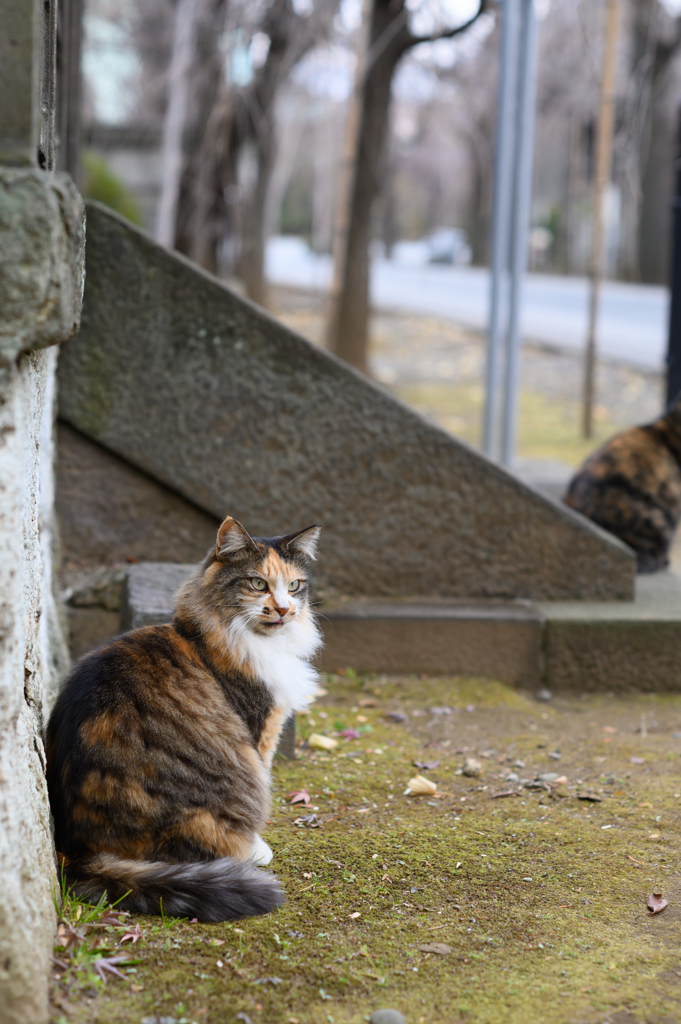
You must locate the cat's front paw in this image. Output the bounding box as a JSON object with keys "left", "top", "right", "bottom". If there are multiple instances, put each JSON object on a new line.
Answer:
{"left": 250, "top": 834, "right": 274, "bottom": 867}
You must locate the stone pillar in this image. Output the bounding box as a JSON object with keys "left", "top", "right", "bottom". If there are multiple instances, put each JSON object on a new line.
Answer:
{"left": 0, "top": 1, "right": 85, "bottom": 1020}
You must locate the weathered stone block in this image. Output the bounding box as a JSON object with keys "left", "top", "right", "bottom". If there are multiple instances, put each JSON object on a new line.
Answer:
{"left": 0, "top": 168, "right": 84, "bottom": 363}
{"left": 539, "top": 571, "right": 681, "bottom": 692}
{"left": 319, "top": 598, "right": 542, "bottom": 686}
{"left": 0, "top": 349, "right": 63, "bottom": 1024}
{"left": 58, "top": 203, "right": 635, "bottom": 602}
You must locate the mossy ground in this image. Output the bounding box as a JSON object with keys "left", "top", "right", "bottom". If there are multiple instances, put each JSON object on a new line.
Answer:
{"left": 51, "top": 674, "right": 681, "bottom": 1024}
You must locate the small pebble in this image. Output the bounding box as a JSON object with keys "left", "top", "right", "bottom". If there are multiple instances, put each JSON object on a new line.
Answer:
{"left": 536, "top": 688, "right": 553, "bottom": 702}
{"left": 463, "top": 756, "right": 482, "bottom": 777}
{"left": 370, "top": 1011, "right": 407, "bottom": 1024}
{"left": 536, "top": 772, "right": 559, "bottom": 783}
{"left": 547, "top": 751, "right": 561, "bottom": 760}
{"left": 506, "top": 772, "right": 519, "bottom": 782}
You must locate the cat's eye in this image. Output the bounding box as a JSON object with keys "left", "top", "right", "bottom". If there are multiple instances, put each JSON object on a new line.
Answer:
{"left": 250, "top": 578, "right": 267, "bottom": 592}
{"left": 288, "top": 580, "right": 301, "bottom": 593}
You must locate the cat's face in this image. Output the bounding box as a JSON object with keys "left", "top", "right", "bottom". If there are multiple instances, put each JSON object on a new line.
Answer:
{"left": 209, "top": 517, "right": 320, "bottom": 637}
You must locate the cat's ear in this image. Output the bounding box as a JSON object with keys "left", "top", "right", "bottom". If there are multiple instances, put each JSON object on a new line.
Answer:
{"left": 215, "top": 517, "right": 257, "bottom": 560}
{"left": 280, "top": 525, "right": 321, "bottom": 561}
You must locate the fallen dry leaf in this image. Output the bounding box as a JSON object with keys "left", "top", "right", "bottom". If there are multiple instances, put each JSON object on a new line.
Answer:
{"left": 404, "top": 774, "right": 437, "bottom": 796}
{"left": 626, "top": 854, "right": 642, "bottom": 865}
{"left": 308, "top": 733, "right": 338, "bottom": 751}
{"left": 359, "top": 698, "right": 378, "bottom": 708}
{"left": 92, "top": 955, "right": 130, "bottom": 983}
{"left": 288, "top": 788, "right": 311, "bottom": 805}
{"left": 647, "top": 832, "right": 660, "bottom": 841}
{"left": 294, "top": 813, "right": 320, "bottom": 827}
{"left": 577, "top": 792, "right": 602, "bottom": 802}
{"left": 647, "top": 893, "right": 668, "bottom": 914}
{"left": 386, "top": 711, "right": 408, "bottom": 723}
{"left": 491, "top": 790, "right": 519, "bottom": 799}
{"left": 414, "top": 760, "right": 440, "bottom": 771}
{"left": 339, "top": 728, "right": 360, "bottom": 740}
{"left": 630, "top": 756, "right": 645, "bottom": 765}
{"left": 602, "top": 726, "right": 617, "bottom": 733}
{"left": 348, "top": 912, "right": 361, "bottom": 919}
{"left": 419, "top": 943, "right": 452, "bottom": 955}
{"left": 120, "top": 923, "right": 142, "bottom": 944}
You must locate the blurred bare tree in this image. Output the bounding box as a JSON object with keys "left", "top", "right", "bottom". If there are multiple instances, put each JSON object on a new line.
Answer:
{"left": 325, "top": 0, "right": 490, "bottom": 373}
{"left": 181, "top": 0, "right": 337, "bottom": 305}
{"left": 131, "top": 0, "right": 337, "bottom": 304}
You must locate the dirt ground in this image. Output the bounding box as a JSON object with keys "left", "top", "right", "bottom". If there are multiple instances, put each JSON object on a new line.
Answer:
{"left": 51, "top": 673, "right": 681, "bottom": 1024}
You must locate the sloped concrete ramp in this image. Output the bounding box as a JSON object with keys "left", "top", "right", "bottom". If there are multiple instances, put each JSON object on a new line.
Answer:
{"left": 58, "top": 203, "right": 634, "bottom": 601}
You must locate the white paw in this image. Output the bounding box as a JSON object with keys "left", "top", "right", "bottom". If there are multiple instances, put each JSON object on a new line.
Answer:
{"left": 250, "top": 834, "right": 273, "bottom": 867}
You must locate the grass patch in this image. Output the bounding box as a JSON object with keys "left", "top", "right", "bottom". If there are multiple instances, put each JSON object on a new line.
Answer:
{"left": 51, "top": 676, "right": 681, "bottom": 1024}
{"left": 391, "top": 381, "right": 626, "bottom": 468}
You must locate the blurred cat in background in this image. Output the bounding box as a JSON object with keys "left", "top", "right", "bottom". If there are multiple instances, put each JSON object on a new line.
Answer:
{"left": 564, "top": 398, "right": 681, "bottom": 572}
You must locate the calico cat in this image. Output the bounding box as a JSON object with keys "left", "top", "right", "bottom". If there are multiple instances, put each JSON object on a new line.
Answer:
{"left": 564, "top": 398, "right": 681, "bottom": 572}
{"left": 46, "top": 516, "right": 322, "bottom": 922}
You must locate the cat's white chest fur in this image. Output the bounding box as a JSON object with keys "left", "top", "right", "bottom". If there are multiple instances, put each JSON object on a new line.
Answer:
{"left": 227, "top": 610, "right": 322, "bottom": 714}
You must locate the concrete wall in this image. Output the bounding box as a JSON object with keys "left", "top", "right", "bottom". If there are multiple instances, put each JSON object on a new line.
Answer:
{"left": 59, "top": 202, "right": 635, "bottom": 602}
{"left": 0, "top": 164, "right": 84, "bottom": 1022}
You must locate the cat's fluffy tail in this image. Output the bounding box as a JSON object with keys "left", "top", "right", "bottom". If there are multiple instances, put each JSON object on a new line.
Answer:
{"left": 66, "top": 853, "right": 284, "bottom": 922}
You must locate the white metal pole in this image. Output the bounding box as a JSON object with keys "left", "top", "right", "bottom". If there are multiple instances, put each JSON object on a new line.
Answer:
{"left": 501, "top": 0, "right": 539, "bottom": 468}
{"left": 483, "top": 0, "right": 521, "bottom": 459}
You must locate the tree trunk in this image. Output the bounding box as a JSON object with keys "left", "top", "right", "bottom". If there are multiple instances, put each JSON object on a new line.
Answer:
{"left": 239, "top": 133, "right": 276, "bottom": 306}
{"left": 326, "top": 0, "right": 409, "bottom": 372}
{"left": 155, "top": 0, "right": 200, "bottom": 247}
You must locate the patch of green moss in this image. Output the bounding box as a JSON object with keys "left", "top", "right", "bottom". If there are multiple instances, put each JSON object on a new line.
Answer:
{"left": 52, "top": 677, "right": 681, "bottom": 1024}
{"left": 81, "top": 153, "right": 144, "bottom": 228}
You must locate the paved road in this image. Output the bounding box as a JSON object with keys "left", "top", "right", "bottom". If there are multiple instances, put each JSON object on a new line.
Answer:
{"left": 266, "top": 237, "right": 669, "bottom": 372}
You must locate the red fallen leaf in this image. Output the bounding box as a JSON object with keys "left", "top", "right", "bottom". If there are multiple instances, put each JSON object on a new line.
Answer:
{"left": 120, "top": 923, "right": 142, "bottom": 944}
{"left": 92, "top": 954, "right": 130, "bottom": 982}
{"left": 414, "top": 760, "right": 440, "bottom": 770}
{"left": 97, "top": 911, "right": 128, "bottom": 927}
{"left": 647, "top": 893, "right": 668, "bottom": 915}
{"left": 287, "top": 788, "right": 311, "bottom": 805}
{"left": 339, "top": 729, "right": 360, "bottom": 740}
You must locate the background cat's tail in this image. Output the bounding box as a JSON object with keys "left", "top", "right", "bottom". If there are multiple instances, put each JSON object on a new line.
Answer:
{"left": 66, "top": 853, "right": 284, "bottom": 922}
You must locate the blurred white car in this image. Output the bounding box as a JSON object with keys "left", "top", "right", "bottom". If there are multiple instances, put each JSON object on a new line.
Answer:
{"left": 425, "top": 228, "right": 472, "bottom": 266}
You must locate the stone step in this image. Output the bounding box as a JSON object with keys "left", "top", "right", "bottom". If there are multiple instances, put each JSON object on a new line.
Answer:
{"left": 120, "top": 562, "right": 681, "bottom": 693}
